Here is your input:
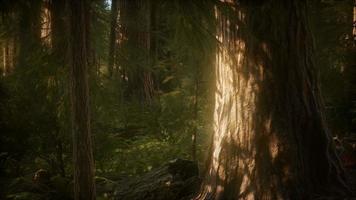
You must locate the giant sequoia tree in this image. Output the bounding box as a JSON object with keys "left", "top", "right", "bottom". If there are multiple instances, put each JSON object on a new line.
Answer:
{"left": 197, "top": 0, "right": 349, "bottom": 199}
{"left": 1, "top": 0, "right": 355, "bottom": 199}
{"left": 69, "top": 0, "right": 96, "bottom": 199}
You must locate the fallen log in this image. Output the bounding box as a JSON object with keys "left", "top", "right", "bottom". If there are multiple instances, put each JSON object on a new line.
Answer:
{"left": 113, "top": 159, "right": 200, "bottom": 200}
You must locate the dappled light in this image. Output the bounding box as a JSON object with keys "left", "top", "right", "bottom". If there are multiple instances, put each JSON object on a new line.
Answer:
{"left": 0, "top": 0, "right": 355, "bottom": 199}
{"left": 40, "top": 2, "right": 51, "bottom": 46}
{"left": 197, "top": 5, "right": 260, "bottom": 199}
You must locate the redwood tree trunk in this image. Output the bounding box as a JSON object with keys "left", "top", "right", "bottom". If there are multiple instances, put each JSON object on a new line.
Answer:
{"left": 197, "top": 0, "right": 349, "bottom": 199}
{"left": 118, "top": 0, "right": 155, "bottom": 103}
{"left": 69, "top": 0, "right": 96, "bottom": 199}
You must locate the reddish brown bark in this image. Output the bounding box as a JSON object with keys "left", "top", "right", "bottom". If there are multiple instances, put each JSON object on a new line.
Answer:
{"left": 118, "top": 0, "right": 155, "bottom": 102}
{"left": 69, "top": 0, "right": 96, "bottom": 199}
{"left": 197, "top": 1, "right": 349, "bottom": 199}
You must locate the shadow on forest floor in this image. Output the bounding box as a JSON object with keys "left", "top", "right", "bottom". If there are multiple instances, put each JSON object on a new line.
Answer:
{"left": 1, "top": 158, "right": 355, "bottom": 200}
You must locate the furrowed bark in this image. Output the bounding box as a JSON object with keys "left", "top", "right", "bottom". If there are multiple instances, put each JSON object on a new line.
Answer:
{"left": 69, "top": 0, "right": 96, "bottom": 199}
{"left": 197, "top": 1, "right": 349, "bottom": 199}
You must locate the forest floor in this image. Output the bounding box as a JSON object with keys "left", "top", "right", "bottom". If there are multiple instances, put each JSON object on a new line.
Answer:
{"left": 1, "top": 161, "right": 355, "bottom": 199}
{"left": 348, "top": 168, "right": 356, "bottom": 193}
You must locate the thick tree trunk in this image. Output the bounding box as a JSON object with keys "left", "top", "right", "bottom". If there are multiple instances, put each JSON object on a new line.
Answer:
{"left": 197, "top": 1, "right": 349, "bottom": 199}
{"left": 69, "top": 0, "right": 96, "bottom": 199}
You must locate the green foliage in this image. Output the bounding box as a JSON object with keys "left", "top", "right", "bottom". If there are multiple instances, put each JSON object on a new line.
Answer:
{"left": 310, "top": 0, "right": 355, "bottom": 135}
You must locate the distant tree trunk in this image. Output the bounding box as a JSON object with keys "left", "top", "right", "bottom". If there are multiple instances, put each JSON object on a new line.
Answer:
{"left": 150, "top": 0, "right": 158, "bottom": 63}
{"left": 141, "top": 0, "right": 155, "bottom": 103}
{"left": 118, "top": 0, "right": 155, "bottom": 103}
{"left": 69, "top": 0, "right": 96, "bottom": 199}
{"left": 48, "top": 0, "right": 68, "bottom": 178}
{"left": 55, "top": 133, "right": 66, "bottom": 177}
{"left": 2, "top": 44, "right": 4, "bottom": 75}
{"left": 108, "top": 0, "right": 118, "bottom": 77}
{"left": 2, "top": 40, "right": 9, "bottom": 76}
{"left": 17, "top": 0, "right": 42, "bottom": 69}
{"left": 50, "top": 0, "right": 67, "bottom": 59}
{"left": 353, "top": 0, "right": 356, "bottom": 43}
{"left": 11, "top": 37, "right": 16, "bottom": 69}
{"left": 197, "top": 1, "right": 349, "bottom": 199}
{"left": 117, "top": 0, "right": 127, "bottom": 79}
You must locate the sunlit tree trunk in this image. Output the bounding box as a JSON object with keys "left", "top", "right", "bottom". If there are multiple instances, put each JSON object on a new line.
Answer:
{"left": 197, "top": 1, "right": 349, "bottom": 199}
{"left": 69, "top": 0, "right": 96, "bottom": 199}
{"left": 40, "top": 1, "right": 52, "bottom": 47}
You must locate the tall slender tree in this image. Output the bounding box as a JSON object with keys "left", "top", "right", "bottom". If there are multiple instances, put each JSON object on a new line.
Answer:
{"left": 49, "top": 0, "right": 68, "bottom": 178}
{"left": 353, "top": 0, "right": 356, "bottom": 43}
{"left": 108, "top": 0, "right": 118, "bottom": 77}
{"left": 17, "top": 0, "right": 42, "bottom": 69}
{"left": 69, "top": 0, "right": 96, "bottom": 199}
{"left": 197, "top": 0, "right": 349, "bottom": 199}
{"left": 2, "top": 40, "right": 10, "bottom": 76}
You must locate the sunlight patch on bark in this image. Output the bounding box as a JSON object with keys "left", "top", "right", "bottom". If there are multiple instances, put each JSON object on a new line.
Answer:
{"left": 41, "top": 2, "right": 52, "bottom": 46}
{"left": 197, "top": 5, "right": 259, "bottom": 199}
